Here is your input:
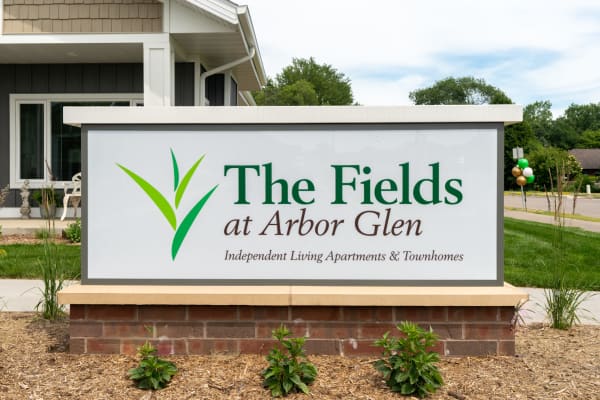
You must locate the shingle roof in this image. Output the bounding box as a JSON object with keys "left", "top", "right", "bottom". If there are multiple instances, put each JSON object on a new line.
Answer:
{"left": 569, "top": 149, "right": 600, "bottom": 170}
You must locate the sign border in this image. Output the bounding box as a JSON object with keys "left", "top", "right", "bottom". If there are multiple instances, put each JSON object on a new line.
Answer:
{"left": 81, "top": 122, "right": 504, "bottom": 286}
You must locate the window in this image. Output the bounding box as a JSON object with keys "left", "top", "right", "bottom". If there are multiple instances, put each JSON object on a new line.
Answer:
{"left": 10, "top": 94, "right": 142, "bottom": 187}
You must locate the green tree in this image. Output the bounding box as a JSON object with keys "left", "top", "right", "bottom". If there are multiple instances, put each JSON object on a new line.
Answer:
{"left": 523, "top": 100, "right": 553, "bottom": 145}
{"left": 576, "top": 129, "right": 600, "bottom": 148}
{"left": 409, "top": 76, "right": 512, "bottom": 105}
{"left": 527, "top": 147, "right": 582, "bottom": 190}
{"left": 254, "top": 57, "right": 354, "bottom": 105}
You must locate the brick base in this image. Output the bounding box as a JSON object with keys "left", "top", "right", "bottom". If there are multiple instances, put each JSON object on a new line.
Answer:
{"left": 68, "top": 305, "right": 515, "bottom": 356}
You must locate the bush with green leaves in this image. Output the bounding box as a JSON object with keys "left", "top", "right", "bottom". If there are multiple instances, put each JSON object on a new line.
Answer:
{"left": 128, "top": 341, "right": 177, "bottom": 390}
{"left": 262, "top": 325, "right": 317, "bottom": 397}
{"left": 35, "top": 241, "right": 67, "bottom": 320}
{"left": 373, "top": 321, "right": 443, "bottom": 398}
{"left": 64, "top": 219, "right": 81, "bottom": 243}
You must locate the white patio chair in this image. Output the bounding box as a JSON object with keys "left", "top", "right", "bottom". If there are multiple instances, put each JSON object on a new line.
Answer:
{"left": 61, "top": 172, "right": 82, "bottom": 221}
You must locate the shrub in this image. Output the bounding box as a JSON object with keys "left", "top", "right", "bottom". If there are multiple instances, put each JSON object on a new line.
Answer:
{"left": 373, "top": 321, "right": 443, "bottom": 398}
{"left": 64, "top": 219, "right": 81, "bottom": 243}
{"left": 128, "top": 341, "right": 177, "bottom": 390}
{"left": 263, "top": 325, "right": 317, "bottom": 397}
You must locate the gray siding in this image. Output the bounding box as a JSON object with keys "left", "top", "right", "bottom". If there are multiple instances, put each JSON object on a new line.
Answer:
{"left": 0, "top": 63, "right": 143, "bottom": 206}
{"left": 175, "top": 62, "right": 194, "bottom": 106}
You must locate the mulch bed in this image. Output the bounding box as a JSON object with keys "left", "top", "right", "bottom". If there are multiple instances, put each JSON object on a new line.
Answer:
{"left": 1, "top": 313, "right": 599, "bottom": 399}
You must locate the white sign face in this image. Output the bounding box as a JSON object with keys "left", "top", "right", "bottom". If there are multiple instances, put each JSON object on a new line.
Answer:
{"left": 84, "top": 125, "right": 501, "bottom": 285}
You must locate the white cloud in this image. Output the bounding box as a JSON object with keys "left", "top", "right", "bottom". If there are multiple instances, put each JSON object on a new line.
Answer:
{"left": 244, "top": 0, "right": 600, "bottom": 112}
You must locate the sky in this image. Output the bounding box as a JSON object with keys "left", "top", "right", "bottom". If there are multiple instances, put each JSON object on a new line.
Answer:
{"left": 242, "top": 0, "right": 600, "bottom": 117}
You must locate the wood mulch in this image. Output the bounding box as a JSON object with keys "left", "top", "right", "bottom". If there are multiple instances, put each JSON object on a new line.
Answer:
{"left": 0, "top": 313, "right": 598, "bottom": 400}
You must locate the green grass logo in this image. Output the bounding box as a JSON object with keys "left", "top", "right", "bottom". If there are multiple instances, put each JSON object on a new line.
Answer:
{"left": 117, "top": 149, "right": 218, "bottom": 260}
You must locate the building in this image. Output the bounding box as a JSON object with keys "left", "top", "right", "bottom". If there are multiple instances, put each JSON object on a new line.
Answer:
{"left": 569, "top": 148, "right": 600, "bottom": 176}
{"left": 0, "top": 0, "right": 266, "bottom": 214}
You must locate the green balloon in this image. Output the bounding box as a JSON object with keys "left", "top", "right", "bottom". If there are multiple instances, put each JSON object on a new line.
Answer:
{"left": 526, "top": 175, "right": 535, "bottom": 183}
{"left": 518, "top": 158, "right": 529, "bottom": 169}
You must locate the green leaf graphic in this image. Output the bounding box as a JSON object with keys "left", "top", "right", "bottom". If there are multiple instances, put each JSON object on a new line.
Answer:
{"left": 175, "top": 154, "right": 205, "bottom": 209}
{"left": 171, "top": 184, "right": 218, "bottom": 260}
{"left": 116, "top": 163, "right": 177, "bottom": 231}
{"left": 170, "top": 148, "right": 180, "bottom": 192}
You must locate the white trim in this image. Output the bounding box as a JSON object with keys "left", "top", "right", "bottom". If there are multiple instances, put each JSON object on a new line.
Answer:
{"left": 10, "top": 93, "right": 143, "bottom": 189}
{"left": 223, "top": 71, "right": 231, "bottom": 106}
{"left": 0, "top": 0, "right": 4, "bottom": 36}
{"left": 64, "top": 105, "right": 524, "bottom": 127}
{"left": 163, "top": 0, "right": 171, "bottom": 33}
{"left": 0, "top": 33, "right": 166, "bottom": 45}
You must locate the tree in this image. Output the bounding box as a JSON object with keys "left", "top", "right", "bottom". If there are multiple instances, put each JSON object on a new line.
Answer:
{"left": 523, "top": 100, "right": 553, "bottom": 145}
{"left": 254, "top": 57, "right": 354, "bottom": 105}
{"left": 576, "top": 129, "right": 600, "bottom": 148}
{"left": 409, "top": 76, "right": 512, "bottom": 105}
{"left": 527, "top": 147, "right": 582, "bottom": 190}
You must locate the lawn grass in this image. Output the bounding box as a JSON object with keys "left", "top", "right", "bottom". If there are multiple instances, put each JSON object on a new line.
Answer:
{"left": 0, "top": 243, "right": 80, "bottom": 279}
{"left": 504, "top": 217, "right": 600, "bottom": 290}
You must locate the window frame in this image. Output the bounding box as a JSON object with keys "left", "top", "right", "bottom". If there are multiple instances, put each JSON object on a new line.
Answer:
{"left": 9, "top": 93, "right": 143, "bottom": 189}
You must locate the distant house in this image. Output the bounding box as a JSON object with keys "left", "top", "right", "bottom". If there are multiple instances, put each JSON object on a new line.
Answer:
{"left": 0, "top": 0, "right": 266, "bottom": 214}
{"left": 569, "top": 149, "right": 600, "bottom": 176}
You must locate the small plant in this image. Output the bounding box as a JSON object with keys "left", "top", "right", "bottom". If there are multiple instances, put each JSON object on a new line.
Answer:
{"left": 0, "top": 249, "right": 7, "bottom": 258}
{"left": 36, "top": 228, "right": 53, "bottom": 240}
{"left": 373, "top": 321, "right": 443, "bottom": 398}
{"left": 128, "top": 340, "right": 177, "bottom": 390}
{"left": 64, "top": 219, "right": 81, "bottom": 243}
{"left": 262, "top": 325, "right": 317, "bottom": 397}
{"left": 35, "top": 241, "right": 66, "bottom": 320}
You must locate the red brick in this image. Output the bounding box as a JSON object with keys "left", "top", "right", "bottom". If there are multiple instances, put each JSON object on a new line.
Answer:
{"left": 188, "top": 339, "right": 239, "bottom": 354}
{"left": 155, "top": 339, "right": 186, "bottom": 356}
{"left": 425, "top": 324, "right": 463, "bottom": 340}
{"left": 69, "top": 305, "right": 86, "bottom": 320}
{"left": 359, "top": 323, "right": 397, "bottom": 339}
{"left": 342, "top": 339, "right": 381, "bottom": 356}
{"left": 256, "top": 322, "right": 308, "bottom": 338}
{"left": 429, "top": 341, "right": 444, "bottom": 355}
{"left": 395, "top": 306, "right": 447, "bottom": 322}
{"left": 464, "top": 324, "right": 513, "bottom": 340}
{"left": 206, "top": 322, "right": 254, "bottom": 338}
{"left": 445, "top": 340, "right": 497, "bottom": 356}
{"left": 139, "top": 305, "right": 186, "bottom": 321}
{"left": 104, "top": 322, "right": 153, "bottom": 338}
{"left": 451, "top": 306, "right": 499, "bottom": 322}
{"left": 87, "top": 305, "right": 137, "bottom": 321}
{"left": 239, "top": 306, "right": 289, "bottom": 321}
{"left": 292, "top": 306, "right": 342, "bottom": 321}
{"left": 342, "top": 307, "right": 393, "bottom": 322}
{"left": 156, "top": 322, "right": 204, "bottom": 338}
{"left": 69, "top": 338, "right": 85, "bottom": 354}
{"left": 308, "top": 322, "right": 359, "bottom": 339}
{"left": 86, "top": 338, "right": 120, "bottom": 354}
{"left": 70, "top": 321, "right": 102, "bottom": 337}
{"left": 499, "top": 306, "right": 517, "bottom": 322}
{"left": 188, "top": 306, "right": 237, "bottom": 321}
{"left": 239, "top": 339, "right": 278, "bottom": 355}
{"left": 304, "top": 339, "right": 341, "bottom": 355}
{"left": 121, "top": 339, "right": 147, "bottom": 356}
{"left": 498, "top": 340, "right": 516, "bottom": 356}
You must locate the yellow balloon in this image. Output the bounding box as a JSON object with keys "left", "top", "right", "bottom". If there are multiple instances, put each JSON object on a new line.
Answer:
{"left": 516, "top": 175, "right": 527, "bottom": 186}
{"left": 511, "top": 167, "right": 522, "bottom": 177}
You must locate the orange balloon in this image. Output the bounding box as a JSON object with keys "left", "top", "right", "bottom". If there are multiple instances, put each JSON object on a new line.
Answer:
{"left": 516, "top": 175, "right": 527, "bottom": 186}
{"left": 511, "top": 167, "right": 522, "bottom": 177}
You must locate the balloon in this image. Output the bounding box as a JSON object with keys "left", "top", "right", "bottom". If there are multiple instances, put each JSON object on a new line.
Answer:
{"left": 522, "top": 167, "right": 533, "bottom": 177}
{"left": 516, "top": 176, "right": 527, "bottom": 186}
{"left": 518, "top": 158, "right": 529, "bottom": 169}
{"left": 526, "top": 175, "right": 535, "bottom": 183}
{"left": 511, "top": 167, "right": 522, "bottom": 177}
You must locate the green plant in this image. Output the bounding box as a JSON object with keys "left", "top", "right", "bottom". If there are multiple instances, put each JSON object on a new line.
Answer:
{"left": 35, "top": 228, "right": 53, "bottom": 240}
{"left": 64, "top": 219, "right": 81, "bottom": 243}
{"left": 543, "top": 162, "right": 591, "bottom": 329}
{"left": 373, "top": 321, "right": 443, "bottom": 398}
{"left": 35, "top": 241, "right": 67, "bottom": 320}
{"left": 128, "top": 340, "right": 177, "bottom": 390}
{"left": 262, "top": 325, "right": 317, "bottom": 397}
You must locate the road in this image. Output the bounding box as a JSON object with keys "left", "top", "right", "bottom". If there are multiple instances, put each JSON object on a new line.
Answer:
{"left": 505, "top": 193, "right": 600, "bottom": 218}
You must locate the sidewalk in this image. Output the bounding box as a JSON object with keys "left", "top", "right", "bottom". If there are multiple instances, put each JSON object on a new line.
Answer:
{"left": 1, "top": 280, "right": 598, "bottom": 325}
{"left": 504, "top": 209, "right": 600, "bottom": 233}
{"left": 1, "top": 218, "right": 71, "bottom": 235}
